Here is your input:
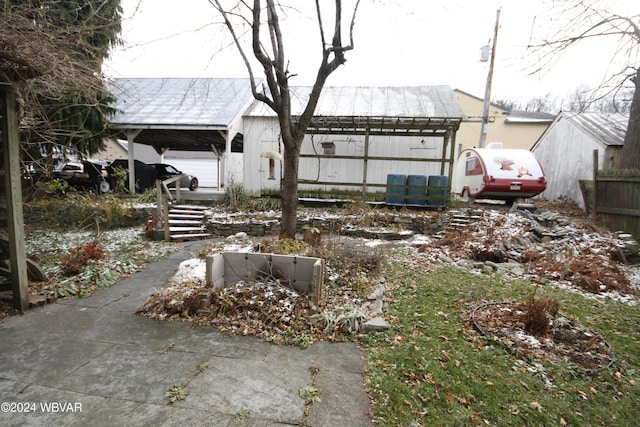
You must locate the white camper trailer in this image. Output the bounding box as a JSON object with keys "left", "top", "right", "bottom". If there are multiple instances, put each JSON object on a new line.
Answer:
{"left": 453, "top": 142, "right": 546, "bottom": 203}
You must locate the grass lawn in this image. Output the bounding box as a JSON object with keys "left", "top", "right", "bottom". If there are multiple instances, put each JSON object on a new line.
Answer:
{"left": 360, "top": 260, "right": 639, "bottom": 426}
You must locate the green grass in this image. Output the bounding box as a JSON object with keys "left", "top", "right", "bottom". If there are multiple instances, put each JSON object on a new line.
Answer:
{"left": 361, "top": 260, "right": 640, "bottom": 426}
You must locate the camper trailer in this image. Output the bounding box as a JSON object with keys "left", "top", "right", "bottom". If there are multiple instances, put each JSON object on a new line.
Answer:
{"left": 453, "top": 143, "right": 546, "bottom": 203}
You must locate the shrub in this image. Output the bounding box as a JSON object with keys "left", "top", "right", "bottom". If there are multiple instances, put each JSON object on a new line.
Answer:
{"left": 522, "top": 288, "right": 559, "bottom": 337}
{"left": 60, "top": 241, "right": 106, "bottom": 276}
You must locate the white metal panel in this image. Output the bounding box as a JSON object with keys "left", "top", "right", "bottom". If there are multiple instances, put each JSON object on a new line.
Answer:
{"left": 163, "top": 158, "right": 218, "bottom": 188}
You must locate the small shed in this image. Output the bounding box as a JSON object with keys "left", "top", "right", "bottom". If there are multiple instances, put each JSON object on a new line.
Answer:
{"left": 243, "top": 86, "right": 465, "bottom": 201}
{"left": 531, "top": 111, "right": 628, "bottom": 208}
{"left": 107, "top": 78, "right": 256, "bottom": 192}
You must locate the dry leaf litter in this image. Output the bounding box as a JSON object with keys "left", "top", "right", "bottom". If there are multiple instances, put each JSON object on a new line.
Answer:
{"left": 138, "top": 205, "right": 638, "bottom": 353}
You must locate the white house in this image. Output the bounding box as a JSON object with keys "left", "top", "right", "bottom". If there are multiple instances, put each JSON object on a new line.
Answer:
{"left": 531, "top": 111, "right": 628, "bottom": 208}
{"left": 242, "top": 86, "right": 465, "bottom": 199}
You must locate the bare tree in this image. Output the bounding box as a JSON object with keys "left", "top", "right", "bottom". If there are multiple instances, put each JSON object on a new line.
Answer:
{"left": 528, "top": 0, "right": 640, "bottom": 168}
{"left": 210, "top": 0, "right": 360, "bottom": 238}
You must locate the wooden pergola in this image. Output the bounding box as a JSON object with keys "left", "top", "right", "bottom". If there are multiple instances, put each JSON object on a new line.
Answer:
{"left": 298, "top": 115, "right": 462, "bottom": 201}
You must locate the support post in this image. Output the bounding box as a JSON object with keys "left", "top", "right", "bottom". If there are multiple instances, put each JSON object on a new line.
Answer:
{"left": 156, "top": 179, "right": 162, "bottom": 217}
{"left": 592, "top": 149, "right": 599, "bottom": 219}
{"left": 126, "top": 129, "right": 141, "bottom": 194}
{"left": 212, "top": 144, "right": 223, "bottom": 191}
{"left": 362, "top": 128, "right": 370, "bottom": 200}
{"left": 1, "top": 86, "right": 28, "bottom": 311}
{"left": 163, "top": 196, "right": 171, "bottom": 242}
{"left": 224, "top": 131, "right": 232, "bottom": 189}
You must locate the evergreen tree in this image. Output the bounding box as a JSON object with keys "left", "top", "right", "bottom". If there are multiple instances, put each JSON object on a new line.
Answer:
{"left": 3, "top": 0, "right": 122, "bottom": 161}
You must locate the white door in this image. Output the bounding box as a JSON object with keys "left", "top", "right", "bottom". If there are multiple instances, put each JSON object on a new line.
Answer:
{"left": 163, "top": 159, "right": 218, "bottom": 188}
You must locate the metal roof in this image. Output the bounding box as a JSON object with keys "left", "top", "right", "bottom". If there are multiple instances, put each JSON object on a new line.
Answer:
{"left": 246, "top": 85, "right": 464, "bottom": 136}
{"left": 108, "top": 78, "right": 254, "bottom": 127}
{"left": 106, "top": 80, "right": 465, "bottom": 151}
{"left": 246, "top": 85, "right": 465, "bottom": 118}
{"left": 505, "top": 111, "right": 555, "bottom": 124}
{"left": 107, "top": 78, "right": 255, "bottom": 152}
{"left": 566, "top": 111, "right": 628, "bottom": 146}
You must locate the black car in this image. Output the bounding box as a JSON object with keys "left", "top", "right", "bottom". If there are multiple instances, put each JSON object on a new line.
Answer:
{"left": 106, "top": 159, "right": 158, "bottom": 193}
{"left": 150, "top": 163, "right": 198, "bottom": 191}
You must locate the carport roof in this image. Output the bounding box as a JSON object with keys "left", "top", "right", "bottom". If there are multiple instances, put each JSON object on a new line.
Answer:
{"left": 107, "top": 77, "right": 255, "bottom": 151}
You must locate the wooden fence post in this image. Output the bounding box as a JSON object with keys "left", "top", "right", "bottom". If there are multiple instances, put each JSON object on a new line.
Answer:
{"left": 592, "top": 149, "right": 599, "bottom": 219}
{"left": 1, "top": 86, "right": 29, "bottom": 311}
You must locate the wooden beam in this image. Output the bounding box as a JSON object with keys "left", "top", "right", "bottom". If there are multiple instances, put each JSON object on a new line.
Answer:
{"left": 1, "top": 86, "right": 28, "bottom": 311}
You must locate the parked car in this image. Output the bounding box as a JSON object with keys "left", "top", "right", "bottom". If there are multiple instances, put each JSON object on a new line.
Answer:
{"left": 54, "top": 160, "right": 111, "bottom": 193}
{"left": 150, "top": 163, "right": 198, "bottom": 191}
{"left": 105, "top": 159, "right": 157, "bottom": 193}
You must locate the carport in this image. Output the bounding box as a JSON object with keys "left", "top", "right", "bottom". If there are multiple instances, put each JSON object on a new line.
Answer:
{"left": 108, "top": 78, "right": 255, "bottom": 193}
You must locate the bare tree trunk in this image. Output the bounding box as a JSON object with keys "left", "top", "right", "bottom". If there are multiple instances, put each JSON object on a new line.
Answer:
{"left": 620, "top": 68, "right": 640, "bottom": 169}
{"left": 213, "top": 0, "right": 360, "bottom": 238}
{"left": 280, "top": 136, "right": 301, "bottom": 238}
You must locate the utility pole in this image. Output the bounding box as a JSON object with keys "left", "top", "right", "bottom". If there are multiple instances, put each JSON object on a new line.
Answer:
{"left": 479, "top": 8, "right": 501, "bottom": 148}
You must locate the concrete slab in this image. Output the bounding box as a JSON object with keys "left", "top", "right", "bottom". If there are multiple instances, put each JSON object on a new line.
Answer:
{"left": 0, "top": 240, "right": 372, "bottom": 426}
{"left": 179, "top": 353, "right": 307, "bottom": 424}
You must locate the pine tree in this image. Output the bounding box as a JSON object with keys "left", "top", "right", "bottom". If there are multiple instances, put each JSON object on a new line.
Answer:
{"left": 3, "top": 0, "right": 122, "bottom": 161}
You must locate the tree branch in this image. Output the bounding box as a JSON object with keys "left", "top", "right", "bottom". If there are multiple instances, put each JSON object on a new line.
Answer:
{"left": 209, "top": 0, "right": 275, "bottom": 109}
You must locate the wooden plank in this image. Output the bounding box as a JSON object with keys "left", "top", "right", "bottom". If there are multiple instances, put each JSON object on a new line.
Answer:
{"left": 169, "top": 209, "right": 206, "bottom": 215}
{"left": 168, "top": 219, "right": 203, "bottom": 225}
{"left": 1, "top": 88, "right": 28, "bottom": 311}
{"left": 170, "top": 233, "right": 211, "bottom": 240}
{"left": 169, "top": 226, "right": 208, "bottom": 232}
{"left": 174, "top": 205, "right": 208, "bottom": 211}
{"left": 595, "top": 207, "right": 640, "bottom": 217}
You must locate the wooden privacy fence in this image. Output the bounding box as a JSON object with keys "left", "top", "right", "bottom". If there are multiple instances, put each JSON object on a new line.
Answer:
{"left": 593, "top": 151, "right": 640, "bottom": 240}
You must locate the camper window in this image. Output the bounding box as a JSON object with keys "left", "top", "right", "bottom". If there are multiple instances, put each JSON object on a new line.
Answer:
{"left": 465, "top": 158, "right": 483, "bottom": 176}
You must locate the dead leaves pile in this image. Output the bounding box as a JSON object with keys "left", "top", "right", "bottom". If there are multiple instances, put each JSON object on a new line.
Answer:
{"left": 420, "top": 209, "right": 635, "bottom": 297}
{"left": 210, "top": 281, "right": 312, "bottom": 338}
{"left": 471, "top": 302, "right": 613, "bottom": 369}
{"left": 137, "top": 280, "right": 315, "bottom": 340}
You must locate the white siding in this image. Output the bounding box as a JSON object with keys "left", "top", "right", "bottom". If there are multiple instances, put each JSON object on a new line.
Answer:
{"left": 243, "top": 117, "right": 282, "bottom": 196}
{"left": 243, "top": 116, "right": 451, "bottom": 196}
{"left": 532, "top": 116, "right": 603, "bottom": 208}
{"left": 299, "top": 134, "right": 445, "bottom": 193}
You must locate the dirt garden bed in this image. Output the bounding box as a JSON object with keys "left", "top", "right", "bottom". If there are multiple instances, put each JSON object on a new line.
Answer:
{"left": 470, "top": 301, "right": 614, "bottom": 370}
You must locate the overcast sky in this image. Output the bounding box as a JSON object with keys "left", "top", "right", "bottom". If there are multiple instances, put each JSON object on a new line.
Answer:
{"left": 103, "top": 0, "right": 638, "bottom": 103}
